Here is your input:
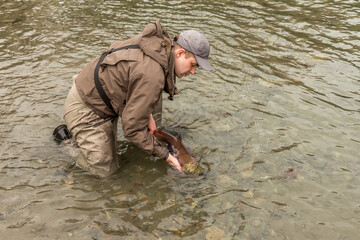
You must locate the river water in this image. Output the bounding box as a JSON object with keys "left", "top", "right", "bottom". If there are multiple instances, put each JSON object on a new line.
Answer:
{"left": 0, "top": 0, "right": 359, "bottom": 239}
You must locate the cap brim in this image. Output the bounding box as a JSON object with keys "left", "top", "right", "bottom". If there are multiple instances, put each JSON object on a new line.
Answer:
{"left": 195, "top": 55, "right": 213, "bottom": 71}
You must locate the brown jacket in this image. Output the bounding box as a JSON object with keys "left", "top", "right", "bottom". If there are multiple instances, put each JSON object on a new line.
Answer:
{"left": 75, "top": 21, "right": 177, "bottom": 160}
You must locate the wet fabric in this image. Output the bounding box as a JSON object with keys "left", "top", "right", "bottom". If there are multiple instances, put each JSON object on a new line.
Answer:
{"left": 64, "top": 83, "right": 120, "bottom": 177}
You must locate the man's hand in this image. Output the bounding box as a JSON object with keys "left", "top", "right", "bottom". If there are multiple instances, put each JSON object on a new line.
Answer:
{"left": 148, "top": 113, "right": 156, "bottom": 134}
{"left": 166, "top": 154, "right": 183, "bottom": 173}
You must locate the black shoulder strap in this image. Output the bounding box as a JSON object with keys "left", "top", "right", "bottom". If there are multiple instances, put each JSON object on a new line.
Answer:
{"left": 94, "top": 45, "right": 140, "bottom": 114}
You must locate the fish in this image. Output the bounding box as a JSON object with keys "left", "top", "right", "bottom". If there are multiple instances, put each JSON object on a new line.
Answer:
{"left": 153, "top": 129, "right": 201, "bottom": 174}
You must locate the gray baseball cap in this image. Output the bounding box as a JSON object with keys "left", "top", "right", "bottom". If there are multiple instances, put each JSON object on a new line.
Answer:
{"left": 176, "top": 30, "right": 213, "bottom": 71}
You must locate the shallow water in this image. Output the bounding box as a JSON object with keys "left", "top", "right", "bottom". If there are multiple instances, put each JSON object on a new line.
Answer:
{"left": 0, "top": 0, "right": 359, "bottom": 239}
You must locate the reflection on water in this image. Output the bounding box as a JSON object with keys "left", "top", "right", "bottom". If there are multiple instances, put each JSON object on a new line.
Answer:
{"left": 0, "top": 0, "right": 359, "bottom": 239}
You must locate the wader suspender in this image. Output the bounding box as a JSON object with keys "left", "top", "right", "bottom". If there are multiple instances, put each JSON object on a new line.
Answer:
{"left": 94, "top": 45, "right": 140, "bottom": 114}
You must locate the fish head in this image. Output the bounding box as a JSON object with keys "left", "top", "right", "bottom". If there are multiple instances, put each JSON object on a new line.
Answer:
{"left": 182, "top": 162, "right": 202, "bottom": 174}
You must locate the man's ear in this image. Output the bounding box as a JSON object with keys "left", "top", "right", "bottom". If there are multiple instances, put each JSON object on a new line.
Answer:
{"left": 175, "top": 48, "right": 186, "bottom": 58}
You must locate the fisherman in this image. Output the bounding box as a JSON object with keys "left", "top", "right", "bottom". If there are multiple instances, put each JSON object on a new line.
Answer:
{"left": 58, "top": 20, "right": 213, "bottom": 177}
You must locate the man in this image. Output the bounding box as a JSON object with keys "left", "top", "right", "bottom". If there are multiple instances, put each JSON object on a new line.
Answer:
{"left": 62, "top": 20, "right": 212, "bottom": 177}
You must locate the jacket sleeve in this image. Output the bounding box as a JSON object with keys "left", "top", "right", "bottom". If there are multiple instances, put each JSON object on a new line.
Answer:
{"left": 121, "top": 59, "right": 169, "bottom": 160}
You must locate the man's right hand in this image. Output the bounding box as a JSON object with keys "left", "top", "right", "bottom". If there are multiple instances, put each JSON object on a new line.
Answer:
{"left": 166, "top": 154, "right": 183, "bottom": 173}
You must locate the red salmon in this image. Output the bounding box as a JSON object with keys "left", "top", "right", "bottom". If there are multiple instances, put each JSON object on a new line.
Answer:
{"left": 153, "top": 129, "right": 200, "bottom": 173}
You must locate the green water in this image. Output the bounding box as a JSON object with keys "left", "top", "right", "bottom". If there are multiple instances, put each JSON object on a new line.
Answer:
{"left": 0, "top": 0, "right": 359, "bottom": 239}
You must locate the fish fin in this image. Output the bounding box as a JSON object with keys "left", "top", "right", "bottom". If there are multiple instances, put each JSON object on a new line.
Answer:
{"left": 153, "top": 128, "right": 162, "bottom": 138}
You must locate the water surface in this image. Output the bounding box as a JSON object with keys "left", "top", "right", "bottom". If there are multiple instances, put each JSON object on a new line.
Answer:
{"left": 0, "top": 0, "right": 359, "bottom": 239}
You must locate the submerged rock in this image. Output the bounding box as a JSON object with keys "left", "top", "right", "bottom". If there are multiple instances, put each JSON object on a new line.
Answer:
{"left": 206, "top": 227, "right": 225, "bottom": 240}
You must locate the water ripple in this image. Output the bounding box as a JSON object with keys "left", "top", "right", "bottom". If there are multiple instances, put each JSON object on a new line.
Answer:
{"left": 1, "top": 0, "right": 359, "bottom": 239}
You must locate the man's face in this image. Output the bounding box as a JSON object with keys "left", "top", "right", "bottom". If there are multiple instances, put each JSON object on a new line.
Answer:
{"left": 174, "top": 49, "right": 199, "bottom": 78}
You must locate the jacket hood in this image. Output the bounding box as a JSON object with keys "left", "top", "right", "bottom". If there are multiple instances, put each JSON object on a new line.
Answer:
{"left": 140, "top": 20, "right": 178, "bottom": 99}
